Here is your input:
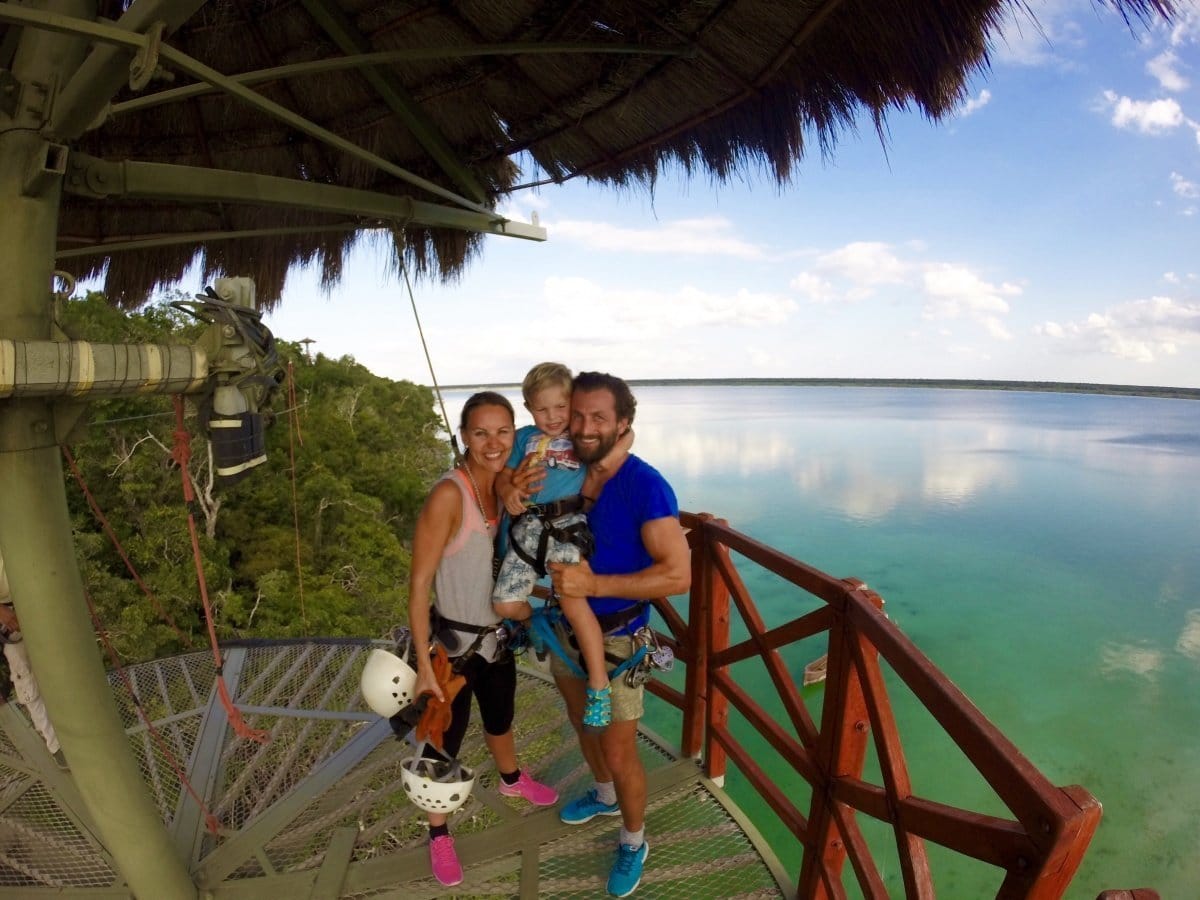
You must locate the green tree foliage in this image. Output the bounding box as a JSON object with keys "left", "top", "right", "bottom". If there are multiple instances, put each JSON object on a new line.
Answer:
{"left": 61, "top": 291, "right": 450, "bottom": 663}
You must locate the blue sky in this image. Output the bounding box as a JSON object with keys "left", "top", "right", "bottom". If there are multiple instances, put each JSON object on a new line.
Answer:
{"left": 262, "top": 2, "right": 1200, "bottom": 389}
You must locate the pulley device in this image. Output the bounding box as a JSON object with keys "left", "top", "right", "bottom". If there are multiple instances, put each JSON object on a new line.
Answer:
{"left": 172, "top": 278, "right": 284, "bottom": 486}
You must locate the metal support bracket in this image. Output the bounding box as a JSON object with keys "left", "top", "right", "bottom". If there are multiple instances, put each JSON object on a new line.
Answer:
{"left": 0, "top": 68, "right": 19, "bottom": 117}
{"left": 129, "top": 21, "right": 166, "bottom": 91}
{"left": 21, "top": 140, "right": 67, "bottom": 197}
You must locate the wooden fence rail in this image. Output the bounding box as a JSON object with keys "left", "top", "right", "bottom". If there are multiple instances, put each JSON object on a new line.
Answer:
{"left": 637, "top": 511, "right": 1142, "bottom": 899}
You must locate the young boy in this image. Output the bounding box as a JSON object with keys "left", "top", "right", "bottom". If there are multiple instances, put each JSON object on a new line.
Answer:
{"left": 492, "top": 363, "right": 629, "bottom": 732}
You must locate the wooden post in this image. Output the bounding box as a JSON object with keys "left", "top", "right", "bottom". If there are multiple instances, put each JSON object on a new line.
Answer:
{"left": 704, "top": 518, "right": 731, "bottom": 783}
{"left": 797, "top": 580, "right": 874, "bottom": 897}
{"left": 679, "top": 513, "right": 708, "bottom": 759}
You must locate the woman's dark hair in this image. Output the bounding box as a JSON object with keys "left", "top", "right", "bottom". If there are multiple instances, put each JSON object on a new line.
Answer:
{"left": 459, "top": 391, "right": 514, "bottom": 431}
{"left": 572, "top": 372, "right": 636, "bottom": 424}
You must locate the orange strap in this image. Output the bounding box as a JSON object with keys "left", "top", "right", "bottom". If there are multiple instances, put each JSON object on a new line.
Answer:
{"left": 415, "top": 645, "right": 466, "bottom": 750}
{"left": 173, "top": 396, "right": 270, "bottom": 745}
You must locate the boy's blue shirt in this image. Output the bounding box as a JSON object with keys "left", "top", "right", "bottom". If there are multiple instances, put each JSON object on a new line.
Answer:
{"left": 507, "top": 424, "right": 585, "bottom": 502}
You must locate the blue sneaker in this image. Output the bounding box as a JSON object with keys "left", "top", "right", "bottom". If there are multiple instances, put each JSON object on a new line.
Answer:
{"left": 558, "top": 788, "right": 620, "bottom": 825}
{"left": 607, "top": 841, "right": 649, "bottom": 897}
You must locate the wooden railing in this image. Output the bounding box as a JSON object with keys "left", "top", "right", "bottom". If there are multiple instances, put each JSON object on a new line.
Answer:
{"left": 640, "top": 512, "right": 1151, "bottom": 899}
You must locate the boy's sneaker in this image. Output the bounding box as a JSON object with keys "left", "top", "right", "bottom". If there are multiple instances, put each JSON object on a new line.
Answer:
{"left": 607, "top": 841, "right": 649, "bottom": 897}
{"left": 429, "top": 834, "right": 463, "bottom": 887}
{"left": 559, "top": 788, "right": 620, "bottom": 825}
{"left": 497, "top": 770, "right": 558, "bottom": 806}
{"left": 583, "top": 684, "right": 612, "bottom": 733}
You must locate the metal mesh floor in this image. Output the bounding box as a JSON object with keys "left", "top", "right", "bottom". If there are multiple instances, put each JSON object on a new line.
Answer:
{"left": 0, "top": 639, "right": 788, "bottom": 898}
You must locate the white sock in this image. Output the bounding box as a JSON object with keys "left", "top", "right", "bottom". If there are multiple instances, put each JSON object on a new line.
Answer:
{"left": 595, "top": 781, "right": 617, "bottom": 805}
{"left": 619, "top": 826, "right": 644, "bottom": 848}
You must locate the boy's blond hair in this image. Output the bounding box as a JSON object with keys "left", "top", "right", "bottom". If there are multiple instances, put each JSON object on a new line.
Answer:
{"left": 521, "top": 362, "right": 573, "bottom": 404}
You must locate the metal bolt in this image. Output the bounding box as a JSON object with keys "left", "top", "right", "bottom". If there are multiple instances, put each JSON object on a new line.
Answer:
{"left": 854, "top": 720, "right": 868, "bottom": 733}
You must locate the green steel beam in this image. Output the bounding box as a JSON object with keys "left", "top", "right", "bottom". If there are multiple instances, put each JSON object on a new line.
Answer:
{"left": 0, "top": 701, "right": 106, "bottom": 849}
{"left": 307, "top": 826, "right": 358, "bottom": 900}
{"left": 56, "top": 223, "right": 364, "bottom": 258}
{"left": 0, "top": 2, "right": 493, "bottom": 216}
{"left": 109, "top": 41, "right": 694, "bottom": 115}
{"left": 0, "top": 4, "right": 197, "bottom": 897}
{"left": 300, "top": 0, "right": 488, "bottom": 205}
{"left": 194, "top": 717, "right": 392, "bottom": 887}
{"left": 64, "top": 153, "right": 547, "bottom": 240}
{"left": 47, "top": 0, "right": 209, "bottom": 140}
{"left": 171, "top": 647, "right": 242, "bottom": 866}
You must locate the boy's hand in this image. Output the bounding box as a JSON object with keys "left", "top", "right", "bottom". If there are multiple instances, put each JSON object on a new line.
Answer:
{"left": 593, "top": 427, "right": 634, "bottom": 474}
{"left": 497, "top": 464, "right": 532, "bottom": 516}
{"left": 507, "top": 456, "right": 545, "bottom": 510}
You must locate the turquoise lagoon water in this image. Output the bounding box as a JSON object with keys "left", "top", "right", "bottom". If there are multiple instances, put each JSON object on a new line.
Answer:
{"left": 448, "top": 384, "right": 1200, "bottom": 897}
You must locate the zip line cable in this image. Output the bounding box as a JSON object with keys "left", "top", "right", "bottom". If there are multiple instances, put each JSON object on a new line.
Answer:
{"left": 400, "top": 246, "right": 461, "bottom": 462}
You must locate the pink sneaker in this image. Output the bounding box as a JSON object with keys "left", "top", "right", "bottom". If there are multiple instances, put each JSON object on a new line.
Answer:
{"left": 497, "top": 770, "right": 558, "bottom": 806}
{"left": 429, "top": 834, "right": 463, "bottom": 886}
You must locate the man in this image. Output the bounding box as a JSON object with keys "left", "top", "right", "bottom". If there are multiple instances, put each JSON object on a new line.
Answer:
{"left": 547, "top": 371, "right": 690, "bottom": 898}
{"left": 0, "top": 550, "right": 65, "bottom": 766}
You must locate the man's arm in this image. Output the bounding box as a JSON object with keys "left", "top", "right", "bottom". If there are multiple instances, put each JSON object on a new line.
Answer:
{"left": 548, "top": 516, "right": 690, "bottom": 600}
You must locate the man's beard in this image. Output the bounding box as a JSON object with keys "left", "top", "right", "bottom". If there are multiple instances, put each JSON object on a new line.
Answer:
{"left": 572, "top": 429, "right": 617, "bottom": 464}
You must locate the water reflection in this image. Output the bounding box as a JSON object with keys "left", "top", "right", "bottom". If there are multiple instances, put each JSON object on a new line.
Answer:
{"left": 1176, "top": 610, "right": 1200, "bottom": 661}
{"left": 1099, "top": 642, "right": 1164, "bottom": 678}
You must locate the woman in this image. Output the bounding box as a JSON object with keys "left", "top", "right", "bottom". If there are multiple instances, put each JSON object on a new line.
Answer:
{"left": 408, "top": 391, "right": 558, "bottom": 887}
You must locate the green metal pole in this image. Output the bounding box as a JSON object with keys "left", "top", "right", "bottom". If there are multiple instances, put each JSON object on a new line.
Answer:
{"left": 0, "top": 4, "right": 196, "bottom": 898}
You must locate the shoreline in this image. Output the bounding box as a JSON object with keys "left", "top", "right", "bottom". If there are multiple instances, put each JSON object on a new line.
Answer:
{"left": 439, "top": 378, "right": 1200, "bottom": 401}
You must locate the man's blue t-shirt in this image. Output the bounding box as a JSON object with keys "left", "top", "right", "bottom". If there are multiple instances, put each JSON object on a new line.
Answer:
{"left": 587, "top": 454, "right": 679, "bottom": 621}
{"left": 508, "top": 424, "right": 585, "bottom": 503}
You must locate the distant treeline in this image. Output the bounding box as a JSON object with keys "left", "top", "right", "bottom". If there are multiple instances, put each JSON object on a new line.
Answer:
{"left": 445, "top": 378, "right": 1200, "bottom": 401}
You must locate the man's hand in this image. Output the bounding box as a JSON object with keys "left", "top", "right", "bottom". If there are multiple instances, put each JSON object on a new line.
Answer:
{"left": 548, "top": 558, "right": 596, "bottom": 599}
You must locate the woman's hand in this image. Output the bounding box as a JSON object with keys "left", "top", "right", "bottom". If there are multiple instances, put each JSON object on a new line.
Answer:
{"left": 415, "top": 665, "right": 445, "bottom": 704}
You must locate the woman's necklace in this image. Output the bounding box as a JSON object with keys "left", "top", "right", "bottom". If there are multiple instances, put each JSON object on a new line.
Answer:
{"left": 460, "top": 461, "right": 493, "bottom": 525}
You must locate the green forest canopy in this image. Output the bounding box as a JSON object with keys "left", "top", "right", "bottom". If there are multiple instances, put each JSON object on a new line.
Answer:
{"left": 62, "top": 292, "right": 450, "bottom": 664}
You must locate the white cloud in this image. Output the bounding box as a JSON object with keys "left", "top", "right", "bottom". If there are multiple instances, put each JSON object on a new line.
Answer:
{"left": 993, "top": 1, "right": 1085, "bottom": 67}
{"left": 1147, "top": 50, "right": 1189, "bottom": 92}
{"left": 1102, "top": 91, "right": 1184, "bottom": 134}
{"left": 1037, "top": 296, "right": 1200, "bottom": 362}
{"left": 921, "top": 264, "right": 1020, "bottom": 327}
{"left": 1169, "top": 7, "right": 1200, "bottom": 48}
{"left": 790, "top": 243, "right": 1019, "bottom": 338}
{"left": 958, "top": 89, "right": 992, "bottom": 117}
{"left": 540, "top": 276, "right": 795, "bottom": 336}
{"left": 1170, "top": 172, "right": 1200, "bottom": 199}
{"left": 810, "top": 241, "right": 910, "bottom": 298}
{"left": 789, "top": 271, "right": 837, "bottom": 304}
{"left": 548, "top": 215, "right": 764, "bottom": 259}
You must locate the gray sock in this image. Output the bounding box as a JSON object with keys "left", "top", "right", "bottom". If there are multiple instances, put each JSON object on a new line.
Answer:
{"left": 619, "top": 826, "right": 644, "bottom": 848}
{"left": 595, "top": 781, "right": 617, "bottom": 805}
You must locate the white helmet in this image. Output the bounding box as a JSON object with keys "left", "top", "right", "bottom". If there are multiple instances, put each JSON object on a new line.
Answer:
{"left": 360, "top": 648, "right": 418, "bottom": 718}
{"left": 401, "top": 755, "right": 475, "bottom": 814}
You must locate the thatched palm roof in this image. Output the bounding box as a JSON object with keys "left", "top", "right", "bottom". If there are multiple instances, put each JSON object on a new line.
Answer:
{"left": 33, "top": 0, "right": 1175, "bottom": 307}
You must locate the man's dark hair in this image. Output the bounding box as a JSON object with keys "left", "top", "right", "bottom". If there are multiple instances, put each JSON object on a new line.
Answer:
{"left": 573, "top": 371, "right": 636, "bottom": 425}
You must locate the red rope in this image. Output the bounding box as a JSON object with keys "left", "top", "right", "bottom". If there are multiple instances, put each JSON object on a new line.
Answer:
{"left": 83, "top": 588, "right": 222, "bottom": 836}
{"left": 172, "top": 396, "right": 270, "bottom": 745}
{"left": 61, "top": 445, "right": 193, "bottom": 648}
{"left": 286, "top": 362, "right": 307, "bottom": 632}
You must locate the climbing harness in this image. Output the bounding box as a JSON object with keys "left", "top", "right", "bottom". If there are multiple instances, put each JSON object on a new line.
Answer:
{"left": 526, "top": 603, "right": 673, "bottom": 687}
{"left": 506, "top": 494, "right": 596, "bottom": 579}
